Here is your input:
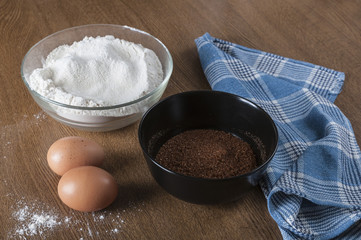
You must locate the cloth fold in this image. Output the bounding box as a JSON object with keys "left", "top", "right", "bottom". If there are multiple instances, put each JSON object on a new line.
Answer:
{"left": 195, "top": 33, "right": 361, "bottom": 240}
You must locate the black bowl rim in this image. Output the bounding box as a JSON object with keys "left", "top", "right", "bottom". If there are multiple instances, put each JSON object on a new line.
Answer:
{"left": 138, "top": 90, "right": 278, "bottom": 182}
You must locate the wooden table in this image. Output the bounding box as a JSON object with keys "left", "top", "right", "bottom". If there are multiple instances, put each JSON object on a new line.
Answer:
{"left": 1, "top": 0, "right": 361, "bottom": 239}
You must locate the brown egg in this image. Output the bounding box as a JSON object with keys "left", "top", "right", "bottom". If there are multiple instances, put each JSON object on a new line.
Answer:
{"left": 58, "top": 166, "right": 118, "bottom": 212}
{"left": 47, "top": 136, "right": 104, "bottom": 176}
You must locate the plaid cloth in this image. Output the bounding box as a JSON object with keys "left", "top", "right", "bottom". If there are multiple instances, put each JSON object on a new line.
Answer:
{"left": 195, "top": 33, "right": 361, "bottom": 240}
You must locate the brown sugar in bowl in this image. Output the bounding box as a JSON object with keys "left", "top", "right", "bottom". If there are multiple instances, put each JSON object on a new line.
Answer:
{"left": 155, "top": 129, "right": 258, "bottom": 179}
{"left": 138, "top": 90, "right": 278, "bottom": 204}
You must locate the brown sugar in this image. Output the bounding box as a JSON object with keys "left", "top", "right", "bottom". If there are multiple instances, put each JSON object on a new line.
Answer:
{"left": 155, "top": 129, "right": 257, "bottom": 179}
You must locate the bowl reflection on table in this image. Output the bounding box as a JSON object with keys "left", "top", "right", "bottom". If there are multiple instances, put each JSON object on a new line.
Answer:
{"left": 21, "top": 24, "right": 173, "bottom": 132}
{"left": 138, "top": 90, "right": 278, "bottom": 204}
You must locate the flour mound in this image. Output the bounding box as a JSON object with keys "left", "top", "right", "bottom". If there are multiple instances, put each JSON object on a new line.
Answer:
{"left": 28, "top": 35, "right": 163, "bottom": 107}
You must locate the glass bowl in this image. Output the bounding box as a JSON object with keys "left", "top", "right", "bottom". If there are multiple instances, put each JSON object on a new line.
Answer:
{"left": 138, "top": 91, "right": 278, "bottom": 204}
{"left": 21, "top": 24, "right": 173, "bottom": 132}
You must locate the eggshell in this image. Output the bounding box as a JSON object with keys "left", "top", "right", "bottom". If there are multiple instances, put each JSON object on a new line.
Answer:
{"left": 58, "top": 166, "right": 118, "bottom": 212}
{"left": 47, "top": 136, "right": 104, "bottom": 176}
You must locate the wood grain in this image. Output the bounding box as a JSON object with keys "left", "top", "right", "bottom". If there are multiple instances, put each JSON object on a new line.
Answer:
{"left": 1, "top": 0, "right": 361, "bottom": 239}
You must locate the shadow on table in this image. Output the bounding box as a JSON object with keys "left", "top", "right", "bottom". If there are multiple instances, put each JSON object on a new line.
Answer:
{"left": 107, "top": 181, "right": 160, "bottom": 211}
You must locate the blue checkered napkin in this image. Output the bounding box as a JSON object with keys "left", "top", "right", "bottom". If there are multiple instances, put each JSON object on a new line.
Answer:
{"left": 195, "top": 33, "right": 361, "bottom": 240}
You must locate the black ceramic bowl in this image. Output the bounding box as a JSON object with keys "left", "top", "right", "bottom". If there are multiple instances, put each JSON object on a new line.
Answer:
{"left": 138, "top": 90, "right": 278, "bottom": 204}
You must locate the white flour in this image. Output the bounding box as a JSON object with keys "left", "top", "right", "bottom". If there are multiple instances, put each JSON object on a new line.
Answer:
{"left": 6, "top": 194, "right": 136, "bottom": 239}
{"left": 12, "top": 205, "right": 60, "bottom": 236}
{"left": 28, "top": 35, "right": 163, "bottom": 107}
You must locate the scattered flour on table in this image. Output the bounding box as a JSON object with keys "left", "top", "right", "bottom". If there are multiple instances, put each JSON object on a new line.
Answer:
{"left": 12, "top": 203, "right": 60, "bottom": 236}
{"left": 8, "top": 197, "right": 60, "bottom": 238}
{"left": 1, "top": 112, "right": 47, "bottom": 160}
{"left": 27, "top": 35, "right": 163, "bottom": 107}
{"left": 32, "top": 112, "right": 47, "bottom": 121}
{"left": 6, "top": 194, "right": 140, "bottom": 239}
